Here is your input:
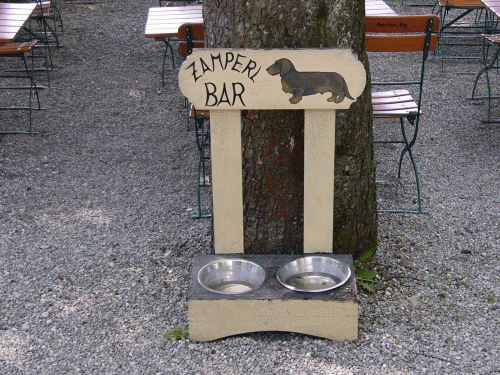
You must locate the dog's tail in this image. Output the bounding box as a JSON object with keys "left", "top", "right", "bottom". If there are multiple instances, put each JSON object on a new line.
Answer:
{"left": 344, "top": 81, "right": 354, "bottom": 101}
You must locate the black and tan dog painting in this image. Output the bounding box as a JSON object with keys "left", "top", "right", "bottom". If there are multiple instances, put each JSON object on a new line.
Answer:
{"left": 266, "top": 58, "right": 354, "bottom": 104}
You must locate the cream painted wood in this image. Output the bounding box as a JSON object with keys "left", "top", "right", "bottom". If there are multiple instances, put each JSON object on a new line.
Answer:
{"left": 179, "top": 49, "right": 366, "bottom": 110}
{"left": 178, "top": 48, "right": 366, "bottom": 254}
{"left": 189, "top": 299, "right": 358, "bottom": 341}
{"left": 210, "top": 110, "right": 244, "bottom": 254}
{"left": 303, "top": 110, "right": 336, "bottom": 253}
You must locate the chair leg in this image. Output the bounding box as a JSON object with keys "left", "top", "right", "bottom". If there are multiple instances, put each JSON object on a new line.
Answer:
{"left": 0, "top": 51, "right": 39, "bottom": 135}
{"left": 161, "top": 39, "right": 174, "bottom": 86}
{"left": 471, "top": 39, "right": 500, "bottom": 122}
{"left": 397, "top": 116, "right": 423, "bottom": 213}
{"left": 193, "top": 114, "right": 212, "bottom": 219}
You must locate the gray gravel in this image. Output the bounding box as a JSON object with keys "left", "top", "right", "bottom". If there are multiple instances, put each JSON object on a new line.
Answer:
{"left": 1, "top": 0, "right": 499, "bottom": 374}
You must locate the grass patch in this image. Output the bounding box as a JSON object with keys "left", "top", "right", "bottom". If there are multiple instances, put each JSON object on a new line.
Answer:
{"left": 164, "top": 326, "right": 189, "bottom": 341}
{"left": 355, "top": 246, "right": 379, "bottom": 293}
{"left": 483, "top": 293, "right": 497, "bottom": 303}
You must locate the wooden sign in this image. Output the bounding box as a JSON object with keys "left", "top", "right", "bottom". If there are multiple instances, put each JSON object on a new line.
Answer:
{"left": 178, "top": 49, "right": 366, "bottom": 254}
{"left": 179, "top": 49, "right": 366, "bottom": 110}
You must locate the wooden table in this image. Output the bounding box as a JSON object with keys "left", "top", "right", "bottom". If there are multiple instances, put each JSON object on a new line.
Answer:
{"left": 481, "top": 0, "right": 500, "bottom": 16}
{"left": 144, "top": 2, "right": 397, "bottom": 41}
{"left": 0, "top": 2, "right": 37, "bottom": 44}
{"left": 365, "top": 0, "right": 397, "bottom": 16}
{"left": 145, "top": 5, "right": 203, "bottom": 41}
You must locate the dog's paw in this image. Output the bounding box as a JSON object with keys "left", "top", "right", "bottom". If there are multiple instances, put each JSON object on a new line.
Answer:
{"left": 289, "top": 96, "right": 302, "bottom": 104}
{"left": 328, "top": 93, "right": 343, "bottom": 103}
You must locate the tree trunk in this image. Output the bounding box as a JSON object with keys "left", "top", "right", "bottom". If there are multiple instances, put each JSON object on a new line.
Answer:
{"left": 203, "top": 0, "right": 377, "bottom": 257}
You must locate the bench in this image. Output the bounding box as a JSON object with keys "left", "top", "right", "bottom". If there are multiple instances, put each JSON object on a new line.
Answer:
{"left": 0, "top": 40, "right": 41, "bottom": 134}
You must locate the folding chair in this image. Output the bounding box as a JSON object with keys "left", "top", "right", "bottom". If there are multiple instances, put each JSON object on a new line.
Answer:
{"left": 178, "top": 22, "right": 211, "bottom": 219}
{"left": 0, "top": 40, "right": 41, "bottom": 134}
{"left": 366, "top": 15, "right": 440, "bottom": 213}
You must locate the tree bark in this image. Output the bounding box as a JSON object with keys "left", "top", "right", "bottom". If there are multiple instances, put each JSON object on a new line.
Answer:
{"left": 203, "top": 0, "right": 377, "bottom": 257}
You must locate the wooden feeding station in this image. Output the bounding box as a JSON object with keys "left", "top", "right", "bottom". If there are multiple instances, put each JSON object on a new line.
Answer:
{"left": 179, "top": 49, "right": 366, "bottom": 341}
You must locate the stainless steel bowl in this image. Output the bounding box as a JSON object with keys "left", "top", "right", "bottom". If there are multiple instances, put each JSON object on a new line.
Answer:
{"left": 277, "top": 256, "right": 351, "bottom": 292}
{"left": 197, "top": 259, "right": 266, "bottom": 295}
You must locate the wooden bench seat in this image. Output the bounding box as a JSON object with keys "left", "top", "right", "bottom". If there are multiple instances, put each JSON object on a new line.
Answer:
{"left": 438, "top": 0, "right": 484, "bottom": 9}
{"left": 0, "top": 40, "right": 37, "bottom": 54}
{"left": 372, "top": 90, "right": 420, "bottom": 117}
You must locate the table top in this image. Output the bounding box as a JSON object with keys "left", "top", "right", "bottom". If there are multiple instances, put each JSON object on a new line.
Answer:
{"left": 438, "top": 0, "right": 484, "bottom": 9}
{"left": 482, "top": 0, "right": 500, "bottom": 17}
{"left": 145, "top": 5, "right": 203, "bottom": 40}
{"left": 145, "top": 2, "right": 398, "bottom": 40}
{"left": 365, "top": 0, "right": 397, "bottom": 15}
{"left": 0, "top": 2, "right": 36, "bottom": 44}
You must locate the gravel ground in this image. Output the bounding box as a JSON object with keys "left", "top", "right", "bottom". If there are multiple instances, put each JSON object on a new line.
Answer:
{"left": 1, "top": 0, "right": 499, "bottom": 374}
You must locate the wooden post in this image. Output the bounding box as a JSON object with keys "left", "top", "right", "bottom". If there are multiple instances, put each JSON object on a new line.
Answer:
{"left": 303, "top": 110, "right": 336, "bottom": 253}
{"left": 209, "top": 110, "right": 244, "bottom": 253}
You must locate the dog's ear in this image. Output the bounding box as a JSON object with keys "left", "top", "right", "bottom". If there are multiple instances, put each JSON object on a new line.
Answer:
{"left": 278, "top": 58, "right": 293, "bottom": 75}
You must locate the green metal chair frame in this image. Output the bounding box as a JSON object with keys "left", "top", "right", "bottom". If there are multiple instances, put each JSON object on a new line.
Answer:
{"left": 0, "top": 41, "right": 42, "bottom": 135}
{"left": 179, "top": 23, "right": 211, "bottom": 219}
{"left": 471, "top": 33, "right": 500, "bottom": 122}
{"left": 366, "top": 15, "right": 440, "bottom": 213}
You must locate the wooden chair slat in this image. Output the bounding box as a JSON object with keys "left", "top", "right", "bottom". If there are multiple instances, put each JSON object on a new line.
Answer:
{"left": 438, "top": 0, "right": 484, "bottom": 8}
{"left": 0, "top": 41, "right": 37, "bottom": 55}
{"left": 371, "top": 94, "right": 415, "bottom": 104}
{"left": 365, "top": 15, "right": 440, "bottom": 33}
{"left": 371, "top": 89, "right": 411, "bottom": 98}
{"left": 373, "top": 102, "right": 419, "bottom": 111}
{"left": 373, "top": 109, "right": 422, "bottom": 117}
{"left": 366, "top": 34, "right": 439, "bottom": 52}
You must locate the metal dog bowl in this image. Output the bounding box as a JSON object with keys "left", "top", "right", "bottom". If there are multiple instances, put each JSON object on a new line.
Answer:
{"left": 197, "top": 259, "right": 266, "bottom": 295}
{"left": 277, "top": 256, "right": 351, "bottom": 292}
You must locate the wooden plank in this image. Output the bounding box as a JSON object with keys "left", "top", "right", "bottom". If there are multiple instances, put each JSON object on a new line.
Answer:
{"left": 179, "top": 49, "right": 366, "bottom": 110}
{"left": 303, "top": 110, "right": 336, "bottom": 253}
{"left": 366, "top": 34, "right": 439, "bottom": 52}
{"left": 366, "top": 15, "right": 440, "bottom": 33}
{"left": 0, "top": 13, "right": 35, "bottom": 21}
{"left": 439, "top": 0, "right": 484, "bottom": 8}
{"left": 483, "top": 33, "right": 500, "bottom": 44}
{"left": 0, "top": 3, "right": 37, "bottom": 10}
{"left": 371, "top": 94, "right": 414, "bottom": 104}
{"left": 0, "top": 19, "right": 26, "bottom": 27}
{"left": 373, "top": 109, "right": 422, "bottom": 117}
{"left": 0, "top": 41, "right": 36, "bottom": 55}
{"left": 373, "top": 102, "right": 418, "bottom": 111}
{"left": 189, "top": 299, "right": 358, "bottom": 341}
{"left": 371, "top": 89, "right": 411, "bottom": 98}
{"left": 0, "top": 32, "right": 18, "bottom": 43}
{"left": 209, "top": 110, "right": 244, "bottom": 254}
{"left": 366, "top": 8, "right": 398, "bottom": 15}
{"left": 148, "top": 5, "right": 202, "bottom": 12}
